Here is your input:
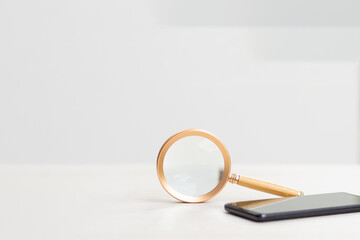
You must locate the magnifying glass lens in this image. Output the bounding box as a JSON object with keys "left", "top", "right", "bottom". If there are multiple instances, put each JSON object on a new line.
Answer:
{"left": 163, "top": 136, "right": 225, "bottom": 197}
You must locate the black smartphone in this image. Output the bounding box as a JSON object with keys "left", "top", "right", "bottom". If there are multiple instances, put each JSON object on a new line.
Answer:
{"left": 225, "top": 192, "right": 360, "bottom": 222}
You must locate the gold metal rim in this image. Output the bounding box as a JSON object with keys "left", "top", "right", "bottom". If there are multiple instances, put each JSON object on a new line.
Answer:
{"left": 156, "top": 129, "right": 231, "bottom": 203}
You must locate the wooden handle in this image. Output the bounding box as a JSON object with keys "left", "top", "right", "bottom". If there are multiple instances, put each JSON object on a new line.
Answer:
{"left": 228, "top": 173, "right": 304, "bottom": 197}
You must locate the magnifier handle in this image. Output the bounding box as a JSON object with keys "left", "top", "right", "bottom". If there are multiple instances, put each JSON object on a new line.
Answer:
{"left": 229, "top": 173, "right": 304, "bottom": 197}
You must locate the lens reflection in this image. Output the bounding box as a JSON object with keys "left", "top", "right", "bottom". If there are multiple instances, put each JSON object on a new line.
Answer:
{"left": 163, "top": 136, "right": 224, "bottom": 197}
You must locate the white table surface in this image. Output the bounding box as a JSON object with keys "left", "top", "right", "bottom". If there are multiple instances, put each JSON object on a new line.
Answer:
{"left": 0, "top": 164, "right": 359, "bottom": 240}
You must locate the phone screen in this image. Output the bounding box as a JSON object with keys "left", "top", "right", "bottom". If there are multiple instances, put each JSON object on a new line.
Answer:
{"left": 225, "top": 192, "right": 360, "bottom": 221}
{"left": 232, "top": 192, "right": 360, "bottom": 214}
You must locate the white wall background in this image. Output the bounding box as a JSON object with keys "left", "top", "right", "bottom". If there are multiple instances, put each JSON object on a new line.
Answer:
{"left": 0, "top": 0, "right": 359, "bottom": 164}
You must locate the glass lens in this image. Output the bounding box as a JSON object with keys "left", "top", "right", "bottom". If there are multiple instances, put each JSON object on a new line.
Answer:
{"left": 163, "top": 136, "right": 225, "bottom": 197}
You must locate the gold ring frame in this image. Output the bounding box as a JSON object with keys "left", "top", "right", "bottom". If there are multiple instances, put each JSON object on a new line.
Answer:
{"left": 156, "top": 129, "right": 231, "bottom": 203}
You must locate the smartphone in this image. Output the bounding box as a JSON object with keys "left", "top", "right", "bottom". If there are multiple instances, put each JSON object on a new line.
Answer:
{"left": 225, "top": 192, "right": 360, "bottom": 222}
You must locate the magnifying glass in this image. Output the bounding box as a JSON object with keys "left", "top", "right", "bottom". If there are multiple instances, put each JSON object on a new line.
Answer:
{"left": 157, "top": 129, "right": 304, "bottom": 203}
